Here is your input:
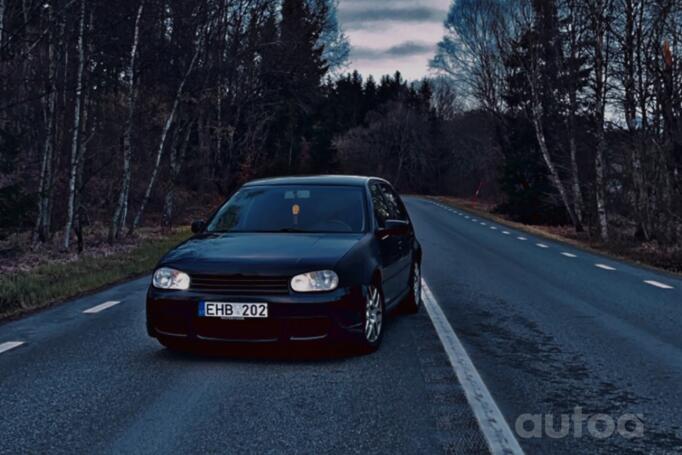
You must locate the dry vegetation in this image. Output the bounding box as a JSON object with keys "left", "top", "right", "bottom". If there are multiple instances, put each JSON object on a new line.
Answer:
{"left": 0, "top": 227, "right": 190, "bottom": 320}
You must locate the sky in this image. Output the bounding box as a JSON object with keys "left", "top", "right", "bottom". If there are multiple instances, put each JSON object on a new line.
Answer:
{"left": 337, "top": 0, "right": 451, "bottom": 81}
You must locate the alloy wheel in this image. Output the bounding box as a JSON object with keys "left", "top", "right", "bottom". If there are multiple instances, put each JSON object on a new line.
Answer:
{"left": 364, "top": 286, "right": 383, "bottom": 343}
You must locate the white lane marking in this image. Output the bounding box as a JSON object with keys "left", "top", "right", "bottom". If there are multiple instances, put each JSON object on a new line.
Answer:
{"left": 517, "top": 237, "right": 527, "bottom": 241}
{"left": 502, "top": 231, "right": 511, "bottom": 235}
{"left": 536, "top": 243, "right": 549, "bottom": 248}
{"left": 0, "top": 341, "right": 24, "bottom": 354}
{"left": 644, "top": 280, "right": 674, "bottom": 289}
{"left": 595, "top": 264, "right": 616, "bottom": 271}
{"left": 490, "top": 226, "right": 498, "bottom": 230}
{"left": 481, "top": 222, "right": 487, "bottom": 226}
{"left": 561, "top": 252, "right": 577, "bottom": 258}
{"left": 422, "top": 280, "right": 525, "bottom": 455}
{"left": 83, "top": 300, "right": 121, "bottom": 314}
{"left": 465, "top": 216, "right": 470, "bottom": 219}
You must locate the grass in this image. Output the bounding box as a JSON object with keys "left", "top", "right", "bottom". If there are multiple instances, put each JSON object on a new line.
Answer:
{"left": 0, "top": 229, "right": 190, "bottom": 320}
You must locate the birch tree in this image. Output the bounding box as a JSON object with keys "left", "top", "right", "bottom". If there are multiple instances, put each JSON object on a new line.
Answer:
{"left": 586, "top": 0, "right": 612, "bottom": 242}
{"left": 617, "top": 0, "right": 650, "bottom": 239}
{"left": 110, "top": 0, "right": 145, "bottom": 242}
{"left": 507, "top": 0, "right": 581, "bottom": 230}
{"left": 33, "top": 0, "right": 58, "bottom": 244}
{"left": 129, "top": 19, "right": 206, "bottom": 234}
{"left": 560, "top": 0, "right": 588, "bottom": 228}
{"left": 162, "top": 120, "right": 193, "bottom": 229}
{"left": 62, "top": 0, "right": 86, "bottom": 250}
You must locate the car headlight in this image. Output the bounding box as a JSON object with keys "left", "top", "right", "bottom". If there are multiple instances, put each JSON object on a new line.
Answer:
{"left": 152, "top": 267, "right": 190, "bottom": 290}
{"left": 291, "top": 270, "right": 339, "bottom": 292}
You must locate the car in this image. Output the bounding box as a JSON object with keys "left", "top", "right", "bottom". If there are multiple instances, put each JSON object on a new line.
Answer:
{"left": 146, "top": 175, "right": 422, "bottom": 352}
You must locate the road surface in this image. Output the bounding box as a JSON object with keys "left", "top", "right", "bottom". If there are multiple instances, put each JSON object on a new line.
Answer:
{"left": 1, "top": 196, "right": 681, "bottom": 454}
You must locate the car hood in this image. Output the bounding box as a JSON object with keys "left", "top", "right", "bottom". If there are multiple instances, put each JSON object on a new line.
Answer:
{"left": 160, "top": 232, "right": 365, "bottom": 276}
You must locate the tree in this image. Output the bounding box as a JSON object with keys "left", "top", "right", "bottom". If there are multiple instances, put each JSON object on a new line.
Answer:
{"left": 63, "top": 0, "right": 87, "bottom": 250}
{"left": 110, "top": 0, "right": 145, "bottom": 242}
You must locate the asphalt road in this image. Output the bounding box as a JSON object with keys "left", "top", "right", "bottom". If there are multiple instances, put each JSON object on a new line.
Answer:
{"left": 405, "top": 197, "right": 682, "bottom": 454}
{"left": 1, "top": 196, "right": 681, "bottom": 454}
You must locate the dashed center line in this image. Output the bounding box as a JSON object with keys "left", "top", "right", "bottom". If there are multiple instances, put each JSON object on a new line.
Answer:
{"left": 0, "top": 341, "right": 25, "bottom": 354}
{"left": 427, "top": 199, "right": 677, "bottom": 295}
{"left": 644, "top": 280, "right": 674, "bottom": 289}
{"left": 83, "top": 300, "right": 121, "bottom": 314}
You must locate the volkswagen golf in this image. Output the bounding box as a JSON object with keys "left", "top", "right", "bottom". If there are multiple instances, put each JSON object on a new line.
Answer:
{"left": 146, "top": 175, "right": 422, "bottom": 352}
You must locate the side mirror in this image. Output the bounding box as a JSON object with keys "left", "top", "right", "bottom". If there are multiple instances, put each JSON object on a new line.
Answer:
{"left": 191, "top": 220, "right": 206, "bottom": 234}
{"left": 376, "top": 219, "right": 409, "bottom": 238}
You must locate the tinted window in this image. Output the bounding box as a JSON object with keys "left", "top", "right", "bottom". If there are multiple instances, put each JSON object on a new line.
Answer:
{"left": 370, "top": 183, "right": 391, "bottom": 227}
{"left": 379, "top": 184, "right": 408, "bottom": 221}
{"left": 206, "top": 186, "right": 367, "bottom": 233}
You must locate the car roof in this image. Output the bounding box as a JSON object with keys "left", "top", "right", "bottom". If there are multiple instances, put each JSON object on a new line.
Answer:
{"left": 242, "top": 175, "right": 389, "bottom": 187}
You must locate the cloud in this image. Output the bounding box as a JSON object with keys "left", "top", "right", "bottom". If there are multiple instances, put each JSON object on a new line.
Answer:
{"left": 339, "top": 6, "right": 447, "bottom": 29}
{"left": 352, "top": 41, "right": 434, "bottom": 60}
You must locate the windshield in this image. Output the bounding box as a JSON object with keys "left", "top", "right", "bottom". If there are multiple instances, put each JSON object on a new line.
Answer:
{"left": 206, "top": 185, "right": 367, "bottom": 234}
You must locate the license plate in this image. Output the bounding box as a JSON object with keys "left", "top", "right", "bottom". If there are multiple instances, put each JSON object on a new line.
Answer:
{"left": 199, "top": 302, "right": 268, "bottom": 319}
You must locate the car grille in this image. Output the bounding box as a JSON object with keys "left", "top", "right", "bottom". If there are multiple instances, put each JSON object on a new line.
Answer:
{"left": 189, "top": 274, "right": 291, "bottom": 295}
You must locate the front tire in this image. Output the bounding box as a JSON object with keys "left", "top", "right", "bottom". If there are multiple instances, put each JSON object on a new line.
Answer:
{"left": 359, "top": 283, "right": 385, "bottom": 352}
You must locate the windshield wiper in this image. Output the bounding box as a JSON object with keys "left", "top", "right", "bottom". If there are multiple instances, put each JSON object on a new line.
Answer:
{"left": 273, "top": 227, "right": 308, "bottom": 233}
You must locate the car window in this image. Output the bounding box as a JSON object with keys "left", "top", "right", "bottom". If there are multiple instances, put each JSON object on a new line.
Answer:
{"left": 369, "top": 183, "right": 391, "bottom": 227}
{"left": 379, "top": 184, "right": 408, "bottom": 222}
{"left": 206, "top": 185, "right": 367, "bottom": 233}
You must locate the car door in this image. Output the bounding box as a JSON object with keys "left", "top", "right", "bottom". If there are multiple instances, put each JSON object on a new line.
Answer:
{"left": 379, "top": 183, "right": 413, "bottom": 295}
{"left": 369, "top": 182, "right": 402, "bottom": 302}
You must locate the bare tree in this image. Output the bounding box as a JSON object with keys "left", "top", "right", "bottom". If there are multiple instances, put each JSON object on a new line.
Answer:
{"left": 163, "top": 120, "right": 193, "bottom": 229}
{"left": 62, "top": 0, "right": 86, "bottom": 250}
{"left": 33, "top": 0, "right": 58, "bottom": 244}
{"left": 110, "top": 0, "right": 145, "bottom": 242}
{"left": 586, "top": 0, "right": 612, "bottom": 242}
{"left": 431, "top": 0, "right": 508, "bottom": 112}
{"left": 560, "top": 0, "right": 588, "bottom": 228}
{"left": 129, "top": 19, "right": 206, "bottom": 234}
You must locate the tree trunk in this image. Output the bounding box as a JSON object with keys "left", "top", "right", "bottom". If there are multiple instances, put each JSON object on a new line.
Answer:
{"left": 527, "top": 70, "right": 579, "bottom": 230}
{"left": 564, "top": 3, "right": 584, "bottom": 232}
{"left": 63, "top": 0, "right": 86, "bottom": 251}
{"left": 590, "top": 0, "right": 609, "bottom": 242}
{"left": 130, "top": 30, "right": 203, "bottom": 234}
{"left": 568, "top": 125, "right": 584, "bottom": 229}
{"left": 594, "top": 131, "right": 609, "bottom": 242}
{"left": 0, "top": 0, "right": 5, "bottom": 51}
{"left": 163, "top": 122, "right": 193, "bottom": 229}
{"left": 622, "top": 0, "right": 649, "bottom": 240}
{"left": 531, "top": 99, "right": 579, "bottom": 230}
{"left": 110, "top": 0, "right": 144, "bottom": 243}
{"left": 33, "top": 2, "right": 57, "bottom": 244}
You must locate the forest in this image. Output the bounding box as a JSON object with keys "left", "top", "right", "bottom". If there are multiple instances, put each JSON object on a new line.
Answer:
{"left": 432, "top": 0, "right": 682, "bottom": 246}
{"left": 0, "top": 0, "right": 681, "bottom": 257}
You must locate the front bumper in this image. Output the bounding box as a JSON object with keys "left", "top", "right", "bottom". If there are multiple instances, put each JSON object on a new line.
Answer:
{"left": 146, "top": 285, "right": 365, "bottom": 344}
